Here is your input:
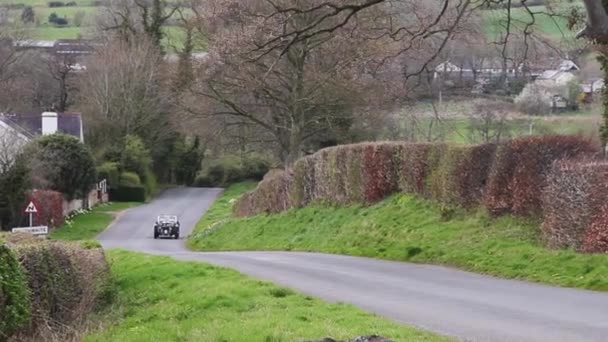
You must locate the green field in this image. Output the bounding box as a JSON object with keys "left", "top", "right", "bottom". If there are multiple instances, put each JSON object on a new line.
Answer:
{"left": 86, "top": 250, "right": 449, "bottom": 342}
{"left": 50, "top": 202, "right": 139, "bottom": 241}
{"left": 482, "top": 4, "right": 575, "bottom": 41}
{"left": 189, "top": 183, "right": 608, "bottom": 291}
{"left": 4, "top": 1, "right": 576, "bottom": 48}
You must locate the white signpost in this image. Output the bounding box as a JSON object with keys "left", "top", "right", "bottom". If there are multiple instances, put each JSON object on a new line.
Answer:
{"left": 12, "top": 226, "right": 48, "bottom": 236}
{"left": 9, "top": 201, "right": 48, "bottom": 237}
{"left": 24, "top": 201, "right": 38, "bottom": 227}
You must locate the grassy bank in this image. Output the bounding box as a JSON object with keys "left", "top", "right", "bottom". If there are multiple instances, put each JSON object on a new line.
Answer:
{"left": 50, "top": 202, "right": 138, "bottom": 240}
{"left": 189, "top": 183, "right": 608, "bottom": 291}
{"left": 86, "top": 250, "right": 448, "bottom": 342}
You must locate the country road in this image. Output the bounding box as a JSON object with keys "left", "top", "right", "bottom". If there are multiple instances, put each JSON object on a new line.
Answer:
{"left": 98, "top": 188, "right": 608, "bottom": 342}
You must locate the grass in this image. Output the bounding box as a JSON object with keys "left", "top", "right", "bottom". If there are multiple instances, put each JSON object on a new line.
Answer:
{"left": 85, "top": 250, "right": 449, "bottom": 342}
{"left": 188, "top": 183, "right": 608, "bottom": 291}
{"left": 49, "top": 202, "right": 139, "bottom": 241}
{"left": 482, "top": 4, "right": 574, "bottom": 41}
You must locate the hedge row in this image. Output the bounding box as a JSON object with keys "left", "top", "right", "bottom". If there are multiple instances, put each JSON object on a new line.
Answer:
{"left": 485, "top": 135, "right": 598, "bottom": 217}
{"left": 541, "top": 161, "right": 608, "bottom": 252}
{"left": 3, "top": 239, "right": 111, "bottom": 340}
{"left": 27, "top": 190, "right": 64, "bottom": 228}
{"left": 0, "top": 244, "right": 30, "bottom": 341}
{"left": 109, "top": 186, "right": 146, "bottom": 202}
{"left": 235, "top": 136, "right": 605, "bottom": 251}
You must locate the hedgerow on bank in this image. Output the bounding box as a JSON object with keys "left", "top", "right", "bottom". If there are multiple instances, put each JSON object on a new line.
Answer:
{"left": 0, "top": 244, "right": 30, "bottom": 342}
{"left": 2, "top": 239, "right": 112, "bottom": 341}
{"left": 234, "top": 135, "right": 606, "bottom": 253}
{"left": 484, "top": 135, "right": 598, "bottom": 217}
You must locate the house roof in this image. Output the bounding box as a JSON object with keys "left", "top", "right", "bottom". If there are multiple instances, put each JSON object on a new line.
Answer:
{"left": 0, "top": 113, "right": 83, "bottom": 140}
{"left": 53, "top": 39, "right": 101, "bottom": 56}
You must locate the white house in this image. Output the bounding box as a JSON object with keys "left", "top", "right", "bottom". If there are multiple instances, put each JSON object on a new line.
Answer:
{"left": 0, "top": 112, "right": 84, "bottom": 143}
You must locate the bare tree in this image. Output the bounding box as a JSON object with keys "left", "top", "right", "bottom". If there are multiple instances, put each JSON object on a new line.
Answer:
{"left": 467, "top": 100, "right": 512, "bottom": 143}
{"left": 0, "top": 122, "right": 29, "bottom": 174}
{"left": 77, "top": 37, "right": 172, "bottom": 150}
{"left": 98, "top": 0, "right": 179, "bottom": 50}
{"left": 186, "top": 0, "right": 389, "bottom": 165}
{"left": 47, "top": 54, "right": 78, "bottom": 112}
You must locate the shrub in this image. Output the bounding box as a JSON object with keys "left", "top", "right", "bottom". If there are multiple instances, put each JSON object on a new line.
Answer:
{"left": 242, "top": 154, "right": 270, "bottom": 180}
{"left": 143, "top": 168, "right": 157, "bottom": 197}
{"left": 97, "top": 162, "right": 120, "bottom": 188}
{"left": 0, "top": 244, "right": 30, "bottom": 341}
{"left": 0, "top": 155, "right": 30, "bottom": 230}
{"left": 484, "top": 135, "right": 599, "bottom": 217}
{"left": 26, "top": 190, "right": 64, "bottom": 228}
{"left": 394, "top": 143, "right": 434, "bottom": 195}
{"left": 233, "top": 170, "right": 293, "bottom": 217}
{"left": 514, "top": 83, "right": 552, "bottom": 115}
{"left": 48, "top": 1, "right": 65, "bottom": 7}
{"left": 362, "top": 143, "right": 399, "bottom": 203}
{"left": 11, "top": 241, "right": 110, "bottom": 339}
{"left": 429, "top": 144, "right": 497, "bottom": 207}
{"left": 196, "top": 155, "right": 271, "bottom": 187}
{"left": 582, "top": 204, "right": 608, "bottom": 253}
{"left": 29, "top": 134, "right": 97, "bottom": 200}
{"left": 109, "top": 186, "right": 146, "bottom": 202}
{"left": 119, "top": 172, "right": 141, "bottom": 187}
{"left": 121, "top": 135, "right": 152, "bottom": 179}
{"left": 541, "top": 161, "right": 608, "bottom": 250}
{"left": 193, "top": 174, "right": 213, "bottom": 187}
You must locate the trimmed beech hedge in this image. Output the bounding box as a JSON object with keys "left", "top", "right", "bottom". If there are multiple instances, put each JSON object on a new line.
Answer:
{"left": 109, "top": 186, "right": 146, "bottom": 202}
{"left": 541, "top": 161, "right": 608, "bottom": 252}
{"left": 10, "top": 241, "right": 111, "bottom": 339}
{"left": 235, "top": 135, "right": 608, "bottom": 253}
{"left": 484, "top": 135, "right": 598, "bottom": 217}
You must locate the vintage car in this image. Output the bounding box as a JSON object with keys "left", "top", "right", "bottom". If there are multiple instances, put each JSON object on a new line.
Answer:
{"left": 154, "top": 215, "right": 180, "bottom": 239}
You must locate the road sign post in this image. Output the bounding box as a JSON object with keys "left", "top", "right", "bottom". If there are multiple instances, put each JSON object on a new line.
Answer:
{"left": 24, "top": 201, "right": 38, "bottom": 227}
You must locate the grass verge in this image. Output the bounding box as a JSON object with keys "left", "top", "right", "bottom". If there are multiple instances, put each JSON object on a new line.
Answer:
{"left": 50, "top": 202, "right": 139, "bottom": 241}
{"left": 85, "top": 250, "right": 448, "bottom": 342}
{"left": 189, "top": 183, "right": 608, "bottom": 291}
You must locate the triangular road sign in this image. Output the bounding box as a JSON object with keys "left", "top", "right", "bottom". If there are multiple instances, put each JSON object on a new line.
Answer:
{"left": 25, "top": 201, "right": 38, "bottom": 213}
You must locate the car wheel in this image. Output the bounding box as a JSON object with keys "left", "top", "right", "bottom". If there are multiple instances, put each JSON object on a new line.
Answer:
{"left": 154, "top": 232, "right": 158, "bottom": 239}
{"left": 175, "top": 234, "right": 179, "bottom": 239}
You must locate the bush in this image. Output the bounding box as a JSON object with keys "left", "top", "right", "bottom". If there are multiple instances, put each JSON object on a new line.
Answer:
{"left": 541, "top": 161, "right": 608, "bottom": 250}
{"left": 110, "top": 186, "right": 146, "bottom": 202}
{"left": 394, "top": 143, "right": 434, "bottom": 196}
{"left": 582, "top": 204, "right": 608, "bottom": 253}
{"left": 11, "top": 241, "right": 111, "bottom": 339}
{"left": 97, "top": 162, "right": 120, "bottom": 188}
{"left": 429, "top": 144, "right": 497, "bottom": 207}
{"left": 233, "top": 170, "right": 293, "bottom": 217}
{"left": 515, "top": 83, "right": 552, "bottom": 115}
{"left": 0, "top": 244, "right": 30, "bottom": 341}
{"left": 362, "top": 143, "right": 399, "bottom": 203}
{"left": 143, "top": 168, "right": 157, "bottom": 197}
{"left": 29, "top": 134, "right": 97, "bottom": 200}
{"left": 0, "top": 155, "right": 30, "bottom": 230}
{"left": 121, "top": 135, "right": 152, "bottom": 179}
{"left": 26, "top": 190, "right": 64, "bottom": 228}
{"left": 195, "top": 155, "right": 271, "bottom": 187}
{"left": 48, "top": 1, "right": 65, "bottom": 7}
{"left": 119, "top": 172, "right": 141, "bottom": 187}
{"left": 484, "top": 135, "right": 599, "bottom": 217}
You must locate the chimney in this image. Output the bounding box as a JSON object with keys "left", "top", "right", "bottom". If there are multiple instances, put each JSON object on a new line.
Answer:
{"left": 41, "top": 112, "right": 58, "bottom": 135}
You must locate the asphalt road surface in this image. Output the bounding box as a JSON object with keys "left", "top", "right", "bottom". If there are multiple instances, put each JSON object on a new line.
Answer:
{"left": 98, "top": 188, "right": 608, "bottom": 342}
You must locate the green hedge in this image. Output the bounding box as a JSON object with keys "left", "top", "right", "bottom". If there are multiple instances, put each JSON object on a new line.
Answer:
{"left": 96, "top": 162, "right": 120, "bottom": 188}
{"left": 109, "top": 186, "right": 146, "bottom": 202}
{"left": 0, "top": 244, "right": 30, "bottom": 341}
{"left": 194, "top": 155, "right": 271, "bottom": 187}
{"left": 119, "top": 172, "right": 141, "bottom": 187}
